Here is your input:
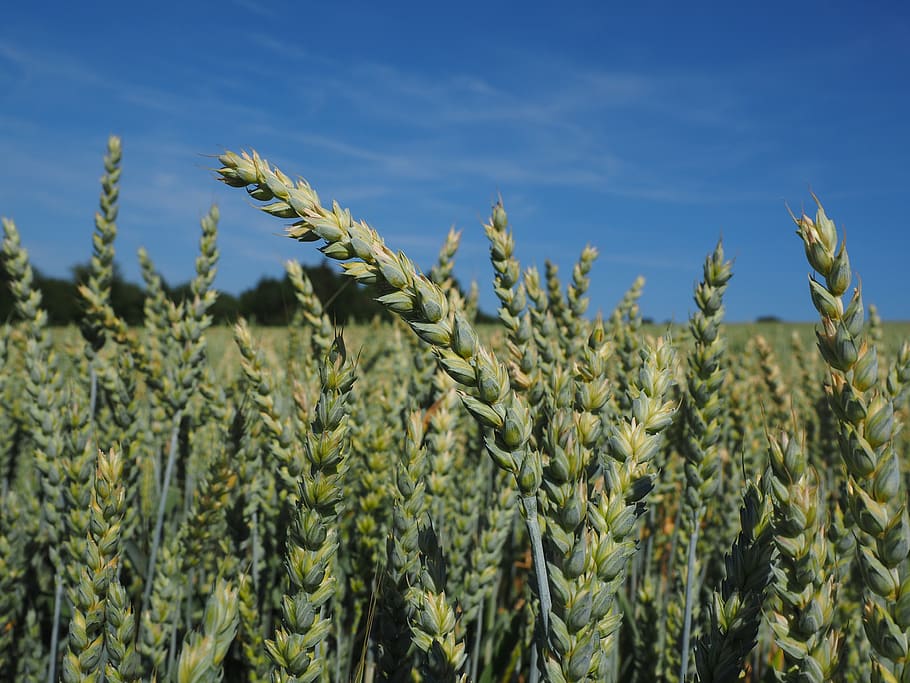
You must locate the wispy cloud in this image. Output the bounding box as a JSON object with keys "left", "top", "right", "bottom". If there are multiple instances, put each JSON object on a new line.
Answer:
{"left": 0, "top": 27, "right": 784, "bottom": 282}
{"left": 225, "top": 0, "right": 277, "bottom": 19}
{"left": 0, "top": 42, "right": 106, "bottom": 87}
{"left": 236, "top": 36, "right": 776, "bottom": 204}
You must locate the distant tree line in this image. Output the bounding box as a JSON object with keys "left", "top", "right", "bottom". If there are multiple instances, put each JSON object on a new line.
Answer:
{"left": 1, "top": 260, "right": 496, "bottom": 326}
{"left": 0, "top": 260, "right": 419, "bottom": 326}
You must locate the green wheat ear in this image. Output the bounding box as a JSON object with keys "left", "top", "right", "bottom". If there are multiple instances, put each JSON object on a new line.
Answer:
{"left": 62, "top": 447, "right": 134, "bottom": 683}
{"left": 176, "top": 578, "right": 240, "bottom": 683}
{"left": 794, "top": 198, "right": 910, "bottom": 680}
{"left": 665, "top": 239, "right": 733, "bottom": 681}
{"left": 266, "top": 335, "right": 356, "bottom": 682}
{"left": 483, "top": 201, "right": 535, "bottom": 394}
{"left": 766, "top": 429, "right": 841, "bottom": 682}
{"left": 216, "top": 149, "right": 554, "bottom": 645}
{"left": 286, "top": 259, "right": 334, "bottom": 358}
{"left": 80, "top": 134, "right": 122, "bottom": 356}
{"left": 694, "top": 480, "right": 774, "bottom": 682}
{"left": 2, "top": 216, "right": 70, "bottom": 683}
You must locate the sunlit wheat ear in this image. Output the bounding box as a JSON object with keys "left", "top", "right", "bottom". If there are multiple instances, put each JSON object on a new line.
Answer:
{"left": 62, "top": 447, "right": 132, "bottom": 683}
{"left": 215, "top": 150, "right": 534, "bottom": 480}
{"left": 795, "top": 198, "right": 910, "bottom": 679}
{"left": 176, "top": 578, "right": 239, "bottom": 683}
{"left": 216, "top": 148, "right": 553, "bottom": 642}
{"left": 766, "top": 429, "right": 841, "bottom": 682}
{"left": 483, "top": 201, "right": 535, "bottom": 393}
{"left": 266, "top": 337, "right": 356, "bottom": 682}
{"left": 591, "top": 334, "right": 678, "bottom": 675}
{"left": 409, "top": 522, "right": 468, "bottom": 682}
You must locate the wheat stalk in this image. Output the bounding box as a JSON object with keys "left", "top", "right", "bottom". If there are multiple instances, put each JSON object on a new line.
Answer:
{"left": 794, "top": 198, "right": 910, "bottom": 680}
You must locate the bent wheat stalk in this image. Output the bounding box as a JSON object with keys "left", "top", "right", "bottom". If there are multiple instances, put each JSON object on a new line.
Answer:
{"left": 215, "top": 149, "right": 554, "bottom": 657}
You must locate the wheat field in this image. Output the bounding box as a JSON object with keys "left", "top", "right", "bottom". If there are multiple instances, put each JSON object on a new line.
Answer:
{"left": 1, "top": 138, "right": 909, "bottom": 683}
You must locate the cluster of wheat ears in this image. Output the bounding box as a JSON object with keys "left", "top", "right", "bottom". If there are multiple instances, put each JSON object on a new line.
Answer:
{"left": 1, "top": 137, "right": 909, "bottom": 683}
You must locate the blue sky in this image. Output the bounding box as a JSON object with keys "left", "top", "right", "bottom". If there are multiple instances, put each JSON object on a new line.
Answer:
{"left": 1, "top": 1, "right": 908, "bottom": 322}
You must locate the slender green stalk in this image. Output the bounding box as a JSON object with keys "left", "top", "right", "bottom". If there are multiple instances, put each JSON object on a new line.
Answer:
{"left": 141, "top": 412, "right": 183, "bottom": 616}
{"left": 680, "top": 519, "right": 701, "bottom": 681}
